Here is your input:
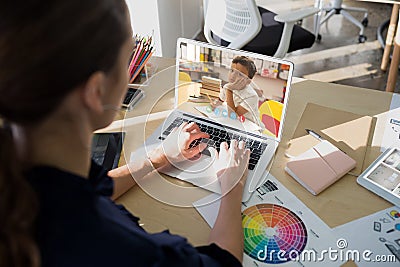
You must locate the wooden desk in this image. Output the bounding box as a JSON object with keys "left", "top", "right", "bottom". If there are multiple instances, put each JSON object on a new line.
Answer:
{"left": 106, "top": 57, "right": 394, "bottom": 250}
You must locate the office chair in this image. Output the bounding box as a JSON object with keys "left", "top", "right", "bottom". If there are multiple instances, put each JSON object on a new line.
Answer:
{"left": 314, "top": 0, "right": 368, "bottom": 43}
{"left": 203, "top": 0, "right": 319, "bottom": 58}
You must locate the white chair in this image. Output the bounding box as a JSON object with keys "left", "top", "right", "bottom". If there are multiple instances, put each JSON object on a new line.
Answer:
{"left": 314, "top": 0, "right": 368, "bottom": 43}
{"left": 203, "top": 0, "right": 319, "bottom": 58}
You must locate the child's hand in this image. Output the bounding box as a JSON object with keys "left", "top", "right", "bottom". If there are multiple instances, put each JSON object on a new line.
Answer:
{"left": 225, "top": 76, "right": 251, "bottom": 91}
{"left": 210, "top": 98, "right": 222, "bottom": 110}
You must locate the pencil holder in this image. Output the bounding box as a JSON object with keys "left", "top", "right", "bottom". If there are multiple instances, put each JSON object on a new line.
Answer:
{"left": 131, "top": 67, "right": 145, "bottom": 84}
{"left": 128, "top": 35, "right": 154, "bottom": 87}
{"left": 129, "top": 62, "right": 158, "bottom": 87}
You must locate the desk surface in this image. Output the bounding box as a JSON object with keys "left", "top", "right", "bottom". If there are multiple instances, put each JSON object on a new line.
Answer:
{"left": 106, "top": 57, "right": 394, "bottom": 250}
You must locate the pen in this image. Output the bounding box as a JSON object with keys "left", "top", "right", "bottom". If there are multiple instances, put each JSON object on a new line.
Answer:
{"left": 305, "top": 129, "right": 324, "bottom": 141}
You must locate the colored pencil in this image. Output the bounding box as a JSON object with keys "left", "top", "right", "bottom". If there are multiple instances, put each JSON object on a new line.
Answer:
{"left": 127, "top": 34, "right": 154, "bottom": 83}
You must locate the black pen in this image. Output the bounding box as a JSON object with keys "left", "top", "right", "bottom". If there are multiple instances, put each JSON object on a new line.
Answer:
{"left": 305, "top": 129, "right": 324, "bottom": 141}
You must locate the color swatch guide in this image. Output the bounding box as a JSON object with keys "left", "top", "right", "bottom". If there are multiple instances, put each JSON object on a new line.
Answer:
{"left": 242, "top": 204, "right": 307, "bottom": 264}
{"left": 193, "top": 174, "right": 338, "bottom": 266}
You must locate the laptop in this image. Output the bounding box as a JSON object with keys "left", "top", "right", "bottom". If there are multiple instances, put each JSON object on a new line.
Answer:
{"left": 144, "top": 38, "right": 293, "bottom": 202}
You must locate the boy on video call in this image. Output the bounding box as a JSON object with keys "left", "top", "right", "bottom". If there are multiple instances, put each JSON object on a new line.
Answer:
{"left": 211, "top": 56, "right": 260, "bottom": 124}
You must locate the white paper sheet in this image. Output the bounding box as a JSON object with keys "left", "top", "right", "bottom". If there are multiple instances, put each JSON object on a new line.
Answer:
{"left": 193, "top": 173, "right": 339, "bottom": 267}
{"left": 333, "top": 206, "right": 400, "bottom": 266}
{"left": 381, "top": 94, "right": 400, "bottom": 152}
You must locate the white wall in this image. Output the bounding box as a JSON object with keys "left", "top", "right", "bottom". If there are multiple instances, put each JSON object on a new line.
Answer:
{"left": 180, "top": 0, "right": 203, "bottom": 42}
{"left": 125, "top": 0, "right": 162, "bottom": 55}
{"left": 126, "top": 0, "right": 203, "bottom": 57}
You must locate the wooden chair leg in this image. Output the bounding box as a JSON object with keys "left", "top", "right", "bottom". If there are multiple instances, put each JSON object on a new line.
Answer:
{"left": 382, "top": 4, "right": 399, "bottom": 72}
{"left": 386, "top": 7, "right": 400, "bottom": 92}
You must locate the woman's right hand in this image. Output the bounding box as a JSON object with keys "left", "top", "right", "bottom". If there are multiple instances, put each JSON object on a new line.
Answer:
{"left": 210, "top": 140, "right": 250, "bottom": 195}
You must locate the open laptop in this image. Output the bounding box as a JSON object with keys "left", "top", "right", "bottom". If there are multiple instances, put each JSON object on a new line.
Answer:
{"left": 144, "top": 38, "right": 293, "bottom": 202}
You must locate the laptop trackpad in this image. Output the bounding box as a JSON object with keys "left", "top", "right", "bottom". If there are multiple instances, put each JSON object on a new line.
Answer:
{"left": 159, "top": 154, "right": 221, "bottom": 194}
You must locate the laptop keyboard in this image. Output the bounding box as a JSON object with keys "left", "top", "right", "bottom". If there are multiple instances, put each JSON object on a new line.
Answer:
{"left": 158, "top": 117, "right": 268, "bottom": 170}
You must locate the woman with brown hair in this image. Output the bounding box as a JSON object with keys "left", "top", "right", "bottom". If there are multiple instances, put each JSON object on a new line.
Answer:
{"left": 0, "top": 1, "right": 249, "bottom": 266}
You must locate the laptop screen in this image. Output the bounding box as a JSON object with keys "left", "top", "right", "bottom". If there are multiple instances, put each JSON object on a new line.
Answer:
{"left": 174, "top": 38, "right": 293, "bottom": 141}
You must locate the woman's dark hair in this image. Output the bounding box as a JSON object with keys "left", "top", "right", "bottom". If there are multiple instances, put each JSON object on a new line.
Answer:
{"left": 0, "top": 1, "right": 130, "bottom": 266}
{"left": 232, "top": 55, "right": 257, "bottom": 79}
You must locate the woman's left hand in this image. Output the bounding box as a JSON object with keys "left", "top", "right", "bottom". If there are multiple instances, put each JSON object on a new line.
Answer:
{"left": 148, "top": 121, "right": 210, "bottom": 168}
